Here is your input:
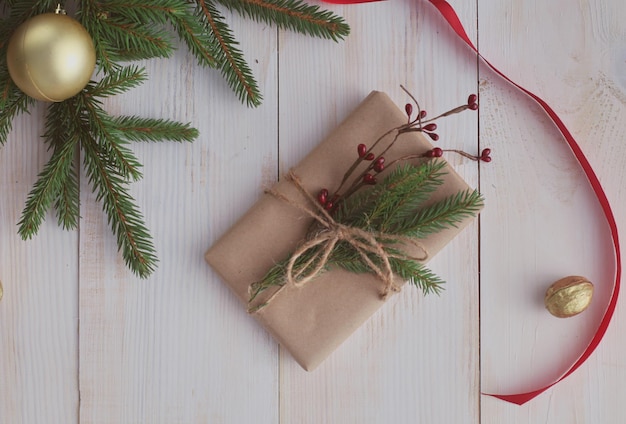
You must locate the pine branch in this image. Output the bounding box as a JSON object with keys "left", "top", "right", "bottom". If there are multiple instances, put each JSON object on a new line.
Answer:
{"left": 168, "top": 1, "right": 220, "bottom": 69}
{"left": 377, "top": 161, "right": 446, "bottom": 229}
{"left": 44, "top": 101, "right": 81, "bottom": 230}
{"left": 79, "top": 94, "right": 144, "bottom": 182}
{"left": 403, "top": 189, "right": 484, "bottom": 238}
{"left": 336, "top": 161, "right": 447, "bottom": 232}
{"left": 111, "top": 116, "right": 199, "bottom": 142}
{"left": 53, "top": 164, "right": 80, "bottom": 230}
{"left": 192, "top": 0, "right": 262, "bottom": 106}
{"left": 250, "top": 164, "right": 482, "bottom": 304}
{"left": 0, "top": 81, "right": 32, "bottom": 145}
{"left": 81, "top": 131, "right": 158, "bottom": 278}
{"left": 17, "top": 132, "right": 78, "bottom": 238}
{"left": 216, "top": 0, "right": 350, "bottom": 41}
{"left": 2, "top": 0, "right": 350, "bottom": 277}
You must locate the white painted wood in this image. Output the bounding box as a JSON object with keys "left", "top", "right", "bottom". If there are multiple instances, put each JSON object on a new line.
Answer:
{"left": 0, "top": 107, "right": 79, "bottom": 423}
{"left": 2, "top": 1, "right": 626, "bottom": 423}
{"left": 76, "top": 13, "right": 280, "bottom": 424}
{"left": 278, "top": 1, "right": 480, "bottom": 423}
{"left": 478, "top": 0, "right": 626, "bottom": 421}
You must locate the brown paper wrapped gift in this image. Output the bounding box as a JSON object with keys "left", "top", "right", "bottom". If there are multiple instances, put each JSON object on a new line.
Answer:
{"left": 205, "top": 91, "right": 481, "bottom": 371}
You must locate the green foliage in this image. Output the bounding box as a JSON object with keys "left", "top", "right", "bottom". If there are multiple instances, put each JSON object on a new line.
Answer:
{"left": 250, "top": 162, "right": 484, "bottom": 303}
{"left": 216, "top": 0, "right": 351, "bottom": 41}
{"left": 1, "top": 0, "right": 347, "bottom": 277}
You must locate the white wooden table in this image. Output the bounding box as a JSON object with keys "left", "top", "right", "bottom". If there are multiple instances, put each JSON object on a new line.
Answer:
{"left": 2, "top": 0, "right": 626, "bottom": 422}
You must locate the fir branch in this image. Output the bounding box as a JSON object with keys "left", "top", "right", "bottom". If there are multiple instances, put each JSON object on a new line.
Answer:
{"left": 81, "top": 133, "right": 158, "bottom": 278}
{"left": 192, "top": 0, "right": 262, "bottom": 106}
{"left": 86, "top": 65, "right": 147, "bottom": 98}
{"left": 17, "top": 133, "right": 78, "bottom": 238}
{"left": 53, "top": 165, "right": 80, "bottom": 230}
{"left": 403, "top": 189, "right": 484, "bottom": 238}
{"left": 216, "top": 0, "right": 350, "bottom": 41}
{"left": 408, "top": 268, "right": 446, "bottom": 295}
{"left": 250, "top": 165, "right": 482, "bottom": 303}
{"left": 167, "top": 1, "right": 219, "bottom": 68}
{"left": 93, "top": 15, "right": 175, "bottom": 61}
{"left": 44, "top": 101, "right": 81, "bottom": 230}
{"left": 0, "top": 83, "right": 32, "bottom": 145}
{"left": 336, "top": 161, "right": 447, "bottom": 232}
{"left": 78, "top": 93, "right": 144, "bottom": 182}
{"left": 2, "top": 0, "right": 350, "bottom": 278}
{"left": 111, "top": 116, "right": 199, "bottom": 142}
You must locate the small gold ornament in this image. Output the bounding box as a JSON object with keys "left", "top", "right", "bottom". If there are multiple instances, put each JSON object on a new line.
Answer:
{"left": 545, "top": 276, "right": 594, "bottom": 318}
{"left": 6, "top": 8, "right": 96, "bottom": 102}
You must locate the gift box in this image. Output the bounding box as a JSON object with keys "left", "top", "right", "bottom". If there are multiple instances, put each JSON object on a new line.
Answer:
{"left": 205, "top": 91, "right": 481, "bottom": 371}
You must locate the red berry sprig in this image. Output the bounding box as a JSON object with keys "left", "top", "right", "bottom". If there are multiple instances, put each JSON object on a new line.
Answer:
{"left": 324, "top": 87, "right": 483, "bottom": 213}
{"left": 424, "top": 147, "right": 492, "bottom": 162}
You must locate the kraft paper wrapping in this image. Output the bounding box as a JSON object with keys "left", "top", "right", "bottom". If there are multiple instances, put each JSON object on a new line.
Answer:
{"left": 205, "top": 91, "right": 481, "bottom": 371}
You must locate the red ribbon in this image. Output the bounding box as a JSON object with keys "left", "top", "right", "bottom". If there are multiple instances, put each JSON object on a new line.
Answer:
{"left": 323, "top": 0, "right": 621, "bottom": 405}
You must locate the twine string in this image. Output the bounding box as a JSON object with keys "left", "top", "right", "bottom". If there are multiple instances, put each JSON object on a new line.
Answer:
{"left": 250, "top": 170, "right": 429, "bottom": 312}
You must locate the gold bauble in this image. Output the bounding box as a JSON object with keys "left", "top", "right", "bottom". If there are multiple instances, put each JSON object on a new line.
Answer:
{"left": 6, "top": 12, "right": 96, "bottom": 102}
{"left": 544, "top": 276, "right": 594, "bottom": 318}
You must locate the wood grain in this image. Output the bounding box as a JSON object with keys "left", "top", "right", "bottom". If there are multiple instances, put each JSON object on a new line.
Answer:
{"left": 1, "top": 0, "right": 626, "bottom": 422}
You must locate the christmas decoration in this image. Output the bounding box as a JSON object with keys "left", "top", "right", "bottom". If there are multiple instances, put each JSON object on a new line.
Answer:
{"left": 249, "top": 88, "right": 484, "bottom": 309}
{"left": 206, "top": 91, "right": 484, "bottom": 370}
{"left": 6, "top": 8, "right": 96, "bottom": 101}
{"left": 544, "top": 276, "right": 594, "bottom": 318}
{"left": 0, "top": 1, "right": 349, "bottom": 277}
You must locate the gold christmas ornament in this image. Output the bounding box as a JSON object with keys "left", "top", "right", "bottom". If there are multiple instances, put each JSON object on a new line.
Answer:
{"left": 6, "top": 9, "right": 96, "bottom": 102}
{"left": 544, "top": 276, "right": 594, "bottom": 318}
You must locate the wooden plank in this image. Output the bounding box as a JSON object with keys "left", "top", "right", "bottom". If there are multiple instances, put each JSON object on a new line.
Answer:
{"left": 77, "top": 15, "right": 280, "bottom": 423}
{"left": 0, "top": 107, "right": 79, "bottom": 423}
{"left": 278, "top": 1, "right": 480, "bottom": 422}
{"left": 478, "top": 0, "right": 626, "bottom": 421}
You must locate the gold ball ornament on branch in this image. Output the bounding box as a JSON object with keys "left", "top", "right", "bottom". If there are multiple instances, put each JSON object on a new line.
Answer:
{"left": 6, "top": 8, "right": 96, "bottom": 102}
{"left": 544, "top": 276, "right": 594, "bottom": 318}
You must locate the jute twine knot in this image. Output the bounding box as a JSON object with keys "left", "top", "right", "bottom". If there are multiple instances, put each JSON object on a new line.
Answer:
{"left": 250, "top": 170, "right": 429, "bottom": 312}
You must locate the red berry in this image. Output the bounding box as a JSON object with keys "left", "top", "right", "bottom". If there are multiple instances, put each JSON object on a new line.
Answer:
{"left": 375, "top": 157, "right": 385, "bottom": 166}
{"left": 357, "top": 144, "right": 367, "bottom": 158}
{"left": 365, "top": 152, "right": 375, "bottom": 161}
{"left": 405, "top": 103, "right": 413, "bottom": 117}
{"left": 363, "top": 174, "right": 377, "bottom": 185}
{"left": 419, "top": 110, "right": 427, "bottom": 119}
{"left": 480, "top": 148, "right": 492, "bottom": 162}
{"left": 431, "top": 147, "right": 443, "bottom": 157}
{"left": 467, "top": 94, "right": 478, "bottom": 106}
{"left": 423, "top": 123, "right": 437, "bottom": 132}
{"left": 324, "top": 201, "right": 334, "bottom": 210}
{"left": 374, "top": 162, "right": 385, "bottom": 172}
{"left": 317, "top": 188, "right": 328, "bottom": 205}
{"left": 427, "top": 132, "right": 439, "bottom": 141}
{"left": 468, "top": 103, "right": 478, "bottom": 111}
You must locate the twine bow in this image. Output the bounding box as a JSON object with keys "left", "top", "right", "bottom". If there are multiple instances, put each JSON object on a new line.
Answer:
{"left": 251, "top": 170, "right": 428, "bottom": 312}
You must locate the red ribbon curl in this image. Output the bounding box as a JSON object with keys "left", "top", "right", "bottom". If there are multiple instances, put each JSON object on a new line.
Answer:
{"left": 322, "top": 0, "right": 621, "bottom": 405}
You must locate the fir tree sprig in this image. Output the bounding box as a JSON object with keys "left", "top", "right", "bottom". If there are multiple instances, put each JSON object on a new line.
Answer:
{"left": 215, "top": 0, "right": 351, "bottom": 42}
{"left": 249, "top": 92, "right": 486, "bottom": 307}
{"left": 1, "top": 0, "right": 348, "bottom": 276}
{"left": 249, "top": 162, "right": 484, "bottom": 303}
